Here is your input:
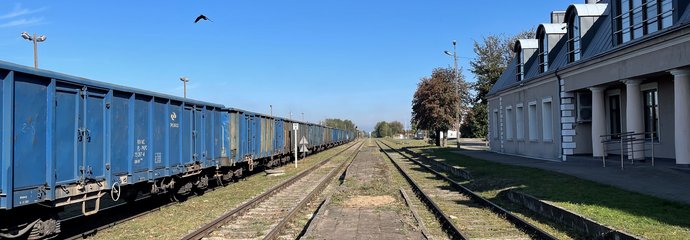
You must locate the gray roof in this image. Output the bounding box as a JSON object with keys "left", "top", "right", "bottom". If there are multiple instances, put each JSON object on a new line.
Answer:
{"left": 488, "top": 57, "right": 519, "bottom": 95}
{"left": 523, "top": 48, "right": 540, "bottom": 80}
{"left": 581, "top": 6, "right": 613, "bottom": 59}
{"left": 487, "top": 0, "right": 690, "bottom": 97}
{"left": 514, "top": 39, "right": 538, "bottom": 51}
{"left": 547, "top": 33, "right": 569, "bottom": 69}
{"left": 681, "top": 4, "right": 690, "bottom": 23}
{"left": 538, "top": 23, "right": 567, "bottom": 35}
{"left": 565, "top": 4, "right": 608, "bottom": 18}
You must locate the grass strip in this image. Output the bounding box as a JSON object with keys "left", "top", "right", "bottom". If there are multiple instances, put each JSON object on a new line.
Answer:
{"left": 386, "top": 138, "right": 690, "bottom": 240}
{"left": 90, "top": 142, "right": 355, "bottom": 240}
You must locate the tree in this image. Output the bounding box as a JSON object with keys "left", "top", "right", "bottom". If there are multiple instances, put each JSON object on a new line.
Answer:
{"left": 374, "top": 121, "right": 392, "bottom": 138}
{"left": 389, "top": 121, "right": 404, "bottom": 136}
{"left": 324, "top": 118, "right": 357, "bottom": 133}
{"left": 464, "top": 30, "right": 534, "bottom": 139}
{"left": 411, "top": 67, "right": 460, "bottom": 146}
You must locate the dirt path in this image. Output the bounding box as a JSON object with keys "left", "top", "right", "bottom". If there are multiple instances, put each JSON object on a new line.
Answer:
{"left": 305, "top": 140, "right": 423, "bottom": 240}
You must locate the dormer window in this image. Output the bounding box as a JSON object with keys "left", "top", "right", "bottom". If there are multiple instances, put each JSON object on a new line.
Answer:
{"left": 538, "top": 32, "right": 548, "bottom": 73}
{"left": 568, "top": 13, "right": 581, "bottom": 63}
{"left": 615, "top": 0, "right": 673, "bottom": 44}
{"left": 513, "top": 39, "right": 537, "bottom": 81}
{"left": 516, "top": 49, "right": 524, "bottom": 81}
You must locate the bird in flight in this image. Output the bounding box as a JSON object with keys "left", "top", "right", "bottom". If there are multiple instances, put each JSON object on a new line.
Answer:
{"left": 194, "top": 14, "right": 212, "bottom": 23}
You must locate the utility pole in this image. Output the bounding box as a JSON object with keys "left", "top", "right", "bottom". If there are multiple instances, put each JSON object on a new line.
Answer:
{"left": 270, "top": 105, "right": 273, "bottom": 158}
{"left": 444, "top": 40, "right": 461, "bottom": 148}
{"left": 21, "top": 32, "right": 46, "bottom": 69}
{"left": 291, "top": 112, "right": 297, "bottom": 168}
{"left": 180, "top": 77, "right": 189, "bottom": 98}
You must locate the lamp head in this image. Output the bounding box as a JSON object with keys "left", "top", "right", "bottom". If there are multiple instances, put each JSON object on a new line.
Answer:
{"left": 21, "top": 32, "right": 32, "bottom": 40}
{"left": 452, "top": 40, "right": 457, "bottom": 45}
{"left": 35, "top": 35, "right": 46, "bottom": 42}
{"left": 180, "top": 77, "right": 189, "bottom": 82}
{"left": 444, "top": 50, "right": 453, "bottom": 56}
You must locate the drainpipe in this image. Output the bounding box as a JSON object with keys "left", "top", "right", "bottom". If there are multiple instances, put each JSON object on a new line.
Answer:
{"left": 555, "top": 66, "right": 565, "bottom": 161}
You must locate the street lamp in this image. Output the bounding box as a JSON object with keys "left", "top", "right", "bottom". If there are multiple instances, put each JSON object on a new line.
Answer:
{"left": 21, "top": 32, "right": 47, "bottom": 69}
{"left": 444, "top": 40, "right": 461, "bottom": 148}
{"left": 180, "top": 77, "right": 189, "bottom": 98}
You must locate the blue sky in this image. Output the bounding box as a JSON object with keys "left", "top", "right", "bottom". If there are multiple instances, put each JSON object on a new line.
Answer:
{"left": 0, "top": 1, "right": 573, "bottom": 131}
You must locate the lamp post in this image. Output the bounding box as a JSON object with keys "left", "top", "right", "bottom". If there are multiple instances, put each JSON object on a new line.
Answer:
{"left": 180, "top": 77, "right": 189, "bottom": 98}
{"left": 21, "top": 32, "right": 46, "bottom": 69}
{"left": 444, "top": 40, "right": 461, "bottom": 148}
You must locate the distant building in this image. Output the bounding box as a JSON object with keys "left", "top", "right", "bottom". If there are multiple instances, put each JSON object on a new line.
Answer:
{"left": 446, "top": 130, "right": 458, "bottom": 139}
{"left": 487, "top": 0, "right": 690, "bottom": 167}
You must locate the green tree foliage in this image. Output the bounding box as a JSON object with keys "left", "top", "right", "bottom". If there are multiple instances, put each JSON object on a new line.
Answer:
{"left": 374, "top": 121, "right": 392, "bottom": 138}
{"left": 412, "top": 67, "right": 460, "bottom": 146}
{"left": 460, "top": 103, "right": 488, "bottom": 138}
{"left": 463, "top": 30, "right": 534, "bottom": 139}
{"left": 372, "top": 121, "right": 406, "bottom": 138}
{"left": 324, "top": 118, "right": 356, "bottom": 132}
{"left": 389, "top": 121, "right": 404, "bottom": 136}
{"left": 470, "top": 35, "right": 507, "bottom": 104}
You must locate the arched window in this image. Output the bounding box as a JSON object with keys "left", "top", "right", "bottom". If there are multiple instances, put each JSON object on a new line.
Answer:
{"left": 616, "top": 0, "right": 673, "bottom": 44}
{"left": 568, "top": 13, "right": 581, "bottom": 63}
{"left": 516, "top": 47, "right": 524, "bottom": 81}
{"left": 538, "top": 31, "right": 548, "bottom": 73}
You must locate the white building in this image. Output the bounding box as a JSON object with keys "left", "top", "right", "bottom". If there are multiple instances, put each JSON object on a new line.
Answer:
{"left": 487, "top": 0, "right": 690, "bottom": 167}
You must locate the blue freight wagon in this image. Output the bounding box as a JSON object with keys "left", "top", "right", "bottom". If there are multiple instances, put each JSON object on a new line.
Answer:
{"left": 0, "top": 60, "right": 355, "bottom": 239}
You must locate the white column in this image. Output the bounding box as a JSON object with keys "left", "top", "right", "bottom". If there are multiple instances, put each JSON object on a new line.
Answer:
{"left": 622, "top": 79, "right": 644, "bottom": 160}
{"left": 590, "top": 86, "right": 606, "bottom": 157}
{"left": 670, "top": 69, "right": 690, "bottom": 166}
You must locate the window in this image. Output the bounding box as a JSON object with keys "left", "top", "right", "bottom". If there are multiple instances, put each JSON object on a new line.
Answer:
{"left": 516, "top": 105, "right": 525, "bottom": 140}
{"left": 542, "top": 99, "right": 553, "bottom": 141}
{"left": 616, "top": 0, "right": 673, "bottom": 44}
{"left": 505, "top": 107, "right": 514, "bottom": 140}
{"left": 528, "top": 102, "right": 538, "bottom": 141}
{"left": 577, "top": 92, "right": 592, "bottom": 122}
{"left": 538, "top": 32, "right": 548, "bottom": 73}
{"left": 609, "top": 95, "right": 622, "bottom": 138}
{"left": 643, "top": 89, "right": 659, "bottom": 141}
{"left": 516, "top": 50, "right": 524, "bottom": 81}
{"left": 568, "top": 13, "right": 581, "bottom": 62}
{"left": 493, "top": 110, "right": 500, "bottom": 139}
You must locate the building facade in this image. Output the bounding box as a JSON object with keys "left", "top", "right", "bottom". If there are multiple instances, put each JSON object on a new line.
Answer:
{"left": 487, "top": 0, "right": 690, "bottom": 166}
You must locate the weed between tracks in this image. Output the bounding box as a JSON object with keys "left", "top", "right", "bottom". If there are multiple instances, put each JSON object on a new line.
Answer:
{"left": 379, "top": 140, "right": 450, "bottom": 240}
{"left": 385, "top": 138, "right": 690, "bottom": 240}
{"left": 330, "top": 140, "right": 400, "bottom": 211}
{"left": 381, "top": 140, "right": 532, "bottom": 239}
{"left": 306, "top": 139, "right": 421, "bottom": 239}
{"left": 88, "top": 142, "right": 356, "bottom": 240}
{"left": 275, "top": 144, "right": 359, "bottom": 239}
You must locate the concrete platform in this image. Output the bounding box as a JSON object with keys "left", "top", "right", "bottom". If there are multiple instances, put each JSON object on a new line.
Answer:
{"left": 451, "top": 141, "right": 690, "bottom": 205}
{"left": 306, "top": 142, "right": 423, "bottom": 240}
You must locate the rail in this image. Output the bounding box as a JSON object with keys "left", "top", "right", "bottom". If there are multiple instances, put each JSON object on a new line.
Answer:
{"left": 263, "top": 141, "right": 364, "bottom": 239}
{"left": 378, "top": 140, "right": 557, "bottom": 240}
{"left": 375, "top": 140, "right": 466, "bottom": 239}
{"left": 181, "top": 140, "right": 363, "bottom": 240}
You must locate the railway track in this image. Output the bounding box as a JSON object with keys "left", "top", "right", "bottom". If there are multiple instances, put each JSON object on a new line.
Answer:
{"left": 60, "top": 143, "right": 358, "bottom": 240}
{"left": 182, "top": 140, "right": 364, "bottom": 240}
{"left": 376, "top": 140, "right": 557, "bottom": 240}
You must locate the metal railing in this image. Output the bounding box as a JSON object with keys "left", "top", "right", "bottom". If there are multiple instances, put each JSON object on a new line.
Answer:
{"left": 612, "top": 0, "right": 674, "bottom": 43}
{"left": 600, "top": 131, "right": 656, "bottom": 170}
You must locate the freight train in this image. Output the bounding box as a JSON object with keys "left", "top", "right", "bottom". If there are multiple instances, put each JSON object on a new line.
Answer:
{"left": 0, "top": 61, "right": 355, "bottom": 239}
